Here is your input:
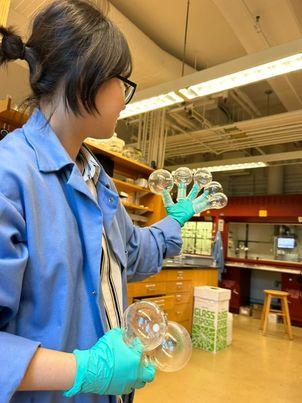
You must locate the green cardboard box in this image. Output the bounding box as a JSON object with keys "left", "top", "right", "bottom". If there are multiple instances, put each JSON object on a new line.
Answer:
{"left": 192, "top": 286, "right": 231, "bottom": 353}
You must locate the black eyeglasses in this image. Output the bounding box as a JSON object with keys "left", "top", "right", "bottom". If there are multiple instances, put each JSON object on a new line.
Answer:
{"left": 116, "top": 75, "right": 137, "bottom": 104}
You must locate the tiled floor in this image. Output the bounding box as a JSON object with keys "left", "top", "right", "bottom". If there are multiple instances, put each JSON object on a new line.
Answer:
{"left": 135, "top": 315, "right": 302, "bottom": 403}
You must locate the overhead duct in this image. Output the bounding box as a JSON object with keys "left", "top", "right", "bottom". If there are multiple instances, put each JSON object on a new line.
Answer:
{"left": 106, "top": 3, "right": 195, "bottom": 89}
{"left": 166, "top": 150, "right": 302, "bottom": 171}
{"left": 6, "top": 1, "right": 194, "bottom": 101}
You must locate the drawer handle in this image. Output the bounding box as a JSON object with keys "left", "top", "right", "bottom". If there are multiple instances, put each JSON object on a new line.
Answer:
{"left": 176, "top": 295, "right": 182, "bottom": 302}
{"left": 153, "top": 299, "right": 165, "bottom": 305}
{"left": 233, "top": 290, "right": 239, "bottom": 295}
{"left": 176, "top": 311, "right": 182, "bottom": 315}
{"left": 176, "top": 282, "right": 183, "bottom": 290}
{"left": 146, "top": 284, "right": 156, "bottom": 291}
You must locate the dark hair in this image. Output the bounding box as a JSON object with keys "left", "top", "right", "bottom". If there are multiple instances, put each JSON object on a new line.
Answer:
{"left": 0, "top": 0, "right": 132, "bottom": 116}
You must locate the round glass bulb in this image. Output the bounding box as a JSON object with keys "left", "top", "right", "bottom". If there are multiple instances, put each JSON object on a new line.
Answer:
{"left": 208, "top": 192, "right": 228, "bottom": 209}
{"left": 204, "top": 181, "right": 223, "bottom": 197}
{"left": 172, "top": 167, "right": 193, "bottom": 186}
{"left": 193, "top": 168, "right": 212, "bottom": 188}
{"left": 148, "top": 169, "right": 174, "bottom": 195}
{"left": 123, "top": 301, "right": 168, "bottom": 352}
{"left": 148, "top": 321, "right": 192, "bottom": 372}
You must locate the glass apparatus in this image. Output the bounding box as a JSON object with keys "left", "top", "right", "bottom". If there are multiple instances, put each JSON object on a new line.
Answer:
{"left": 208, "top": 192, "right": 228, "bottom": 209}
{"left": 148, "top": 169, "right": 174, "bottom": 195}
{"left": 147, "top": 168, "right": 228, "bottom": 213}
{"left": 172, "top": 167, "right": 193, "bottom": 200}
{"left": 123, "top": 301, "right": 192, "bottom": 372}
{"left": 147, "top": 321, "right": 192, "bottom": 372}
{"left": 192, "top": 168, "right": 212, "bottom": 189}
{"left": 123, "top": 300, "right": 168, "bottom": 352}
{"left": 204, "top": 181, "right": 223, "bottom": 197}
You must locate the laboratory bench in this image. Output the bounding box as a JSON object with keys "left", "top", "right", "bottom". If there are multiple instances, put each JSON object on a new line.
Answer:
{"left": 221, "top": 260, "right": 302, "bottom": 326}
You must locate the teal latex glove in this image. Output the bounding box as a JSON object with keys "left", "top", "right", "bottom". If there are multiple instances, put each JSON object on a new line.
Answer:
{"left": 163, "top": 184, "right": 209, "bottom": 227}
{"left": 63, "top": 328, "right": 155, "bottom": 398}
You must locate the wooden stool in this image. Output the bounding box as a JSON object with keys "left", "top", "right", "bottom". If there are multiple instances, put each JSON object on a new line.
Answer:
{"left": 260, "top": 290, "right": 293, "bottom": 340}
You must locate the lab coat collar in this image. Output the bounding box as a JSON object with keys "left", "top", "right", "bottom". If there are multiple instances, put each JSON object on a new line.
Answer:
{"left": 22, "top": 109, "right": 113, "bottom": 190}
{"left": 23, "top": 108, "right": 74, "bottom": 173}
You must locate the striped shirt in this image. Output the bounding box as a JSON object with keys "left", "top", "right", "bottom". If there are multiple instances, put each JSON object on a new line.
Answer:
{"left": 76, "top": 145, "right": 124, "bottom": 330}
{"left": 77, "top": 146, "right": 133, "bottom": 403}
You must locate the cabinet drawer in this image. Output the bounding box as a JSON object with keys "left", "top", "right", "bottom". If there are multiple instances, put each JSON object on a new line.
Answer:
{"left": 142, "top": 295, "right": 175, "bottom": 311}
{"left": 166, "top": 280, "right": 192, "bottom": 294}
{"left": 175, "top": 292, "right": 192, "bottom": 305}
{"left": 141, "top": 271, "right": 167, "bottom": 283}
{"left": 170, "top": 303, "right": 192, "bottom": 322}
{"left": 167, "top": 270, "right": 192, "bottom": 282}
{"left": 178, "top": 320, "right": 192, "bottom": 334}
{"left": 132, "top": 281, "right": 166, "bottom": 297}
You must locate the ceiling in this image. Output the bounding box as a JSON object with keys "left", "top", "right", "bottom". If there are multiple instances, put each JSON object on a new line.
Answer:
{"left": 2, "top": 0, "right": 302, "bottom": 189}
{"left": 110, "top": 0, "right": 302, "bottom": 174}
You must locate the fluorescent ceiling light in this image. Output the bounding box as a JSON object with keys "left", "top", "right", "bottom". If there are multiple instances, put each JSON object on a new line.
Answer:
{"left": 206, "top": 162, "right": 267, "bottom": 172}
{"left": 179, "top": 53, "right": 302, "bottom": 99}
{"left": 118, "top": 38, "right": 302, "bottom": 119}
{"left": 119, "top": 91, "right": 183, "bottom": 119}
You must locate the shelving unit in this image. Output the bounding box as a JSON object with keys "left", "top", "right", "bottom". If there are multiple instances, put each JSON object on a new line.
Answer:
{"left": 84, "top": 138, "right": 154, "bottom": 178}
{"left": 0, "top": 97, "right": 29, "bottom": 130}
{"left": 112, "top": 178, "right": 151, "bottom": 196}
{"left": 121, "top": 201, "right": 153, "bottom": 214}
{"left": 83, "top": 139, "right": 165, "bottom": 227}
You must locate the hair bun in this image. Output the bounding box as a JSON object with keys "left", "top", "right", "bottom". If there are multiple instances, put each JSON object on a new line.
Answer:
{"left": 0, "top": 26, "right": 25, "bottom": 63}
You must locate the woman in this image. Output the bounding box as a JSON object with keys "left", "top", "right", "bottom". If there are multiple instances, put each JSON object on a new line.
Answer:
{"left": 0, "top": 1, "right": 207, "bottom": 402}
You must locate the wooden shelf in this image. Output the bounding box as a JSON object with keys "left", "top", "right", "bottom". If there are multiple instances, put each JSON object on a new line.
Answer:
{"left": 84, "top": 138, "right": 154, "bottom": 177}
{"left": 113, "top": 178, "right": 151, "bottom": 195}
{"left": 121, "top": 201, "right": 153, "bottom": 214}
{"left": 0, "top": 97, "right": 29, "bottom": 128}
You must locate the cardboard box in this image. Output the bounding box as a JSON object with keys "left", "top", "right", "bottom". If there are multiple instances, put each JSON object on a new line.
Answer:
{"left": 192, "top": 286, "right": 231, "bottom": 353}
{"left": 268, "top": 313, "right": 278, "bottom": 323}
{"left": 239, "top": 306, "right": 251, "bottom": 316}
{"left": 194, "top": 286, "right": 231, "bottom": 301}
{"left": 227, "top": 312, "right": 233, "bottom": 346}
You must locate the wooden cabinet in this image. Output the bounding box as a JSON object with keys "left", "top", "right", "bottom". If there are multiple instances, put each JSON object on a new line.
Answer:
{"left": 127, "top": 268, "right": 218, "bottom": 333}
{"left": 131, "top": 281, "right": 167, "bottom": 297}
{"left": 166, "top": 280, "right": 192, "bottom": 294}
{"left": 282, "top": 273, "right": 302, "bottom": 325}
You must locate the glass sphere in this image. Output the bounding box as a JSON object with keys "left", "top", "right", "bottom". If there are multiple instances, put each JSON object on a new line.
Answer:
{"left": 204, "top": 181, "right": 223, "bottom": 197}
{"left": 148, "top": 169, "right": 174, "bottom": 195}
{"left": 208, "top": 192, "right": 228, "bottom": 209}
{"left": 193, "top": 168, "right": 212, "bottom": 188}
{"left": 123, "top": 301, "right": 168, "bottom": 352}
{"left": 172, "top": 167, "right": 193, "bottom": 186}
{"left": 148, "top": 321, "right": 192, "bottom": 372}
